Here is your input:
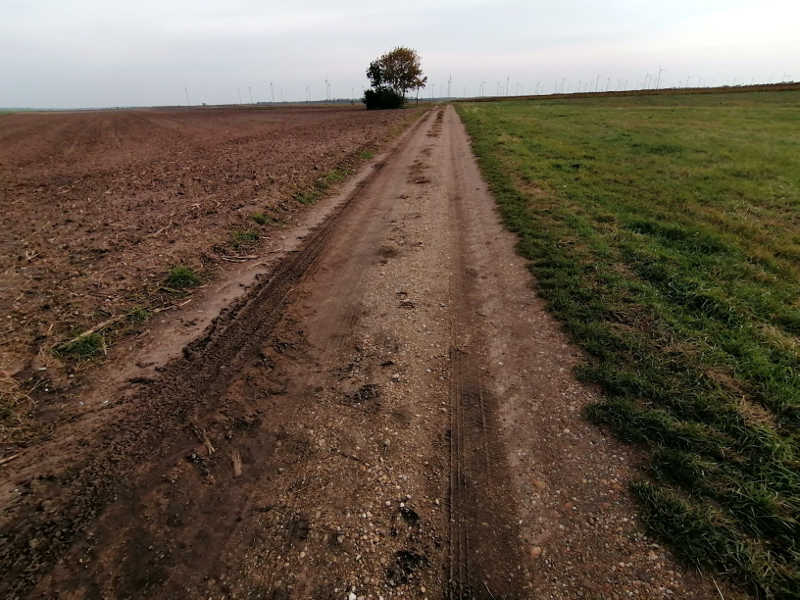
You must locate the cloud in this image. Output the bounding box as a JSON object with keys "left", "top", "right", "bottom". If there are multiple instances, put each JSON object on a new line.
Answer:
{"left": 1, "top": 0, "right": 798, "bottom": 107}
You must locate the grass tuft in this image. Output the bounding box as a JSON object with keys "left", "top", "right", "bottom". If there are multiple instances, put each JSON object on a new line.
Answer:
{"left": 231, "top": 230, "right": 259, "bottom": 249}
{"left": 293, "top": 190, "right": 320, "bottom": 205}
{"left": 165, "top": 266, "right": 200, "bottom": 289}
{"left": 55, "top": 333, "right": 104, "bottom": 359}
{"left": 127, "top": 306, "right": 150, "bottom": 322}
{"left": 292, "top": 167, "right": 351, "bottom": 206}
{"left": 251, "top": 212, "right": 273, "bottom": 225}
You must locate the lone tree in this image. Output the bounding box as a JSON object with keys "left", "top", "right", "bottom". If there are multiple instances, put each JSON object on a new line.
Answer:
{"left": 363, "top": 47, "right": 427, "bottom": 110}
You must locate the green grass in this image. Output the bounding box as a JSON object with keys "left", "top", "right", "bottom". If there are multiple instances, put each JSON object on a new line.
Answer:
{"left": 127, "top": 306, "right": 150, "bottom": 322}
{"left": 293, "top": 167, "right": 351, "bottom": 205}
{"left": 54, "top": 333, "right": 105, "bottom": 359}
{"left": 165, "top": 265, "right": 200, "bottom": 289}
{"left": 231, "top": 229, "right": 259, "bottom": 249}
{"left": 293, "top": 189, "right": 321, "bottom": 205}
{"left": 457, "top": 90, "right": 800, "bottom": 598}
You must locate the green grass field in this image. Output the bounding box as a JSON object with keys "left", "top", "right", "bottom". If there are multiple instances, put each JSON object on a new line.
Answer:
{"left": 457, "top": 91, "right": 800, "bottom": 598}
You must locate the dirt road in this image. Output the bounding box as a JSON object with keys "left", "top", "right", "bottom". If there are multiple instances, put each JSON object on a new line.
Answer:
{"left": 1, "top": 107, "right": 731, "bottom": 599}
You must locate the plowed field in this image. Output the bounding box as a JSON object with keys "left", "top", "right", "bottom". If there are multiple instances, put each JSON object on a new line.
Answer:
{"left": 1, "top": 105, "right": 418, "bottom": 448}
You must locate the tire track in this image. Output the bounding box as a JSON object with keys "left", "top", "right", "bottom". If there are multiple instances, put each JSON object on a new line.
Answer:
{"left": 447, "top": 343, "right": 469, "bottom": 599}
{"left": 444, "top": 104, "right": 526, "bottom": 600}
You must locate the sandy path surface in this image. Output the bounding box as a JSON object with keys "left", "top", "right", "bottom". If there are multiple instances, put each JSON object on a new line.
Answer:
{"left": 1, "top": 107, "right": 734, "bottom": 599}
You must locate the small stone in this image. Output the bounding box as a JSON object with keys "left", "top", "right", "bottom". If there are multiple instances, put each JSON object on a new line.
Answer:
{"left": 530, "top": 546, "right": 543, "bottom": 559}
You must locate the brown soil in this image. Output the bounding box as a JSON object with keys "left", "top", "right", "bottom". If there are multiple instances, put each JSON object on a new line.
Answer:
{"left": 0, "top": 106, "right": 740, "bottom": 599}
{"left": 0, "top": 105, "right": 419, "bottom": 450}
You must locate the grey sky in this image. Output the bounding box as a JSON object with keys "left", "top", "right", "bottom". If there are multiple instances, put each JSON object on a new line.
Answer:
{"left": 2, "top": 0, "right": 798, "bottom": 108}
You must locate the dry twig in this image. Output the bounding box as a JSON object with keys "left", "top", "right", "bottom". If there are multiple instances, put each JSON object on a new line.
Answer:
{"left": 231, "top": 449, "right": 242, "bottom": 477}
{"left": 0, "top": 454, "right": 20, "bottom": 466}
{"left": 52, "top": 315, "right": 121, "bottom": 350}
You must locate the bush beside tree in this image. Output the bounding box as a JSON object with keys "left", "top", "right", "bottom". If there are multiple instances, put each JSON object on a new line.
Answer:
{"left": 363, "top": 47, "right": 427, "bottom": 110}
{"left": 363, "top": 88, "right": 404, "bottom": 110}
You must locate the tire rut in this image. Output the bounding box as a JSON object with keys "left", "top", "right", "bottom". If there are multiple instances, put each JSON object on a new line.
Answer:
{"left": 444, "top": 105, "right": 526, "bottom": 600}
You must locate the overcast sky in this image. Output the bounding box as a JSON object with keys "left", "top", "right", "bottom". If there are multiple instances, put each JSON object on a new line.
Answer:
{"left": 2, "top": 0, "right": 799, "bottom": 108}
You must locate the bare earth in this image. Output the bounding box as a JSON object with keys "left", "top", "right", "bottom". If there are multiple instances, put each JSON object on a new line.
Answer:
{"left": 0, "top": 105, "right": 417, "bottom": 449}
{"left": 0, "top": 106, "right": 738, "bottom": 599}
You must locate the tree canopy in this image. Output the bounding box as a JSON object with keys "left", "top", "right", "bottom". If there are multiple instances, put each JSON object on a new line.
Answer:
{"left": 366, "top": 47, "right": 427, "bottom": 99}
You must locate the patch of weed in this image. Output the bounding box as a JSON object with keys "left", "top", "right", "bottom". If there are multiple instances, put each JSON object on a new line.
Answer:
{"left": 165, "top": 266, "right": 200, "bottom": 289}
{"left": 293, "top": 189, "right": 320, "bottom": 205}
{"left": 231, "top": 230, "right": 259, "bottom": 249}
{"left": 55, "top": 333, "right": 104, "bottom": 359}
{"left": 319, "top": 167, "right": 348, "bottom": 186}
{"left": 292, "top": 167, "right": 351, "bottom": 206}
{"left": 127, "top": 306, "right": 150, "bottom": 322}
{"left": 251, "top": 212, "right": 273, "bottom": 225}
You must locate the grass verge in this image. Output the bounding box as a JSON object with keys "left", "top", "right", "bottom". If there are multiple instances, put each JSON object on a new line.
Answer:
{"left": 457, "top": 90, "right": 800, "bottom": 598}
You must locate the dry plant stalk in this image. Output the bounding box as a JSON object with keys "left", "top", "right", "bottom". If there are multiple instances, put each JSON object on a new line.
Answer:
{"left": 231, "top": 449, "right": 242, "bottom": 477}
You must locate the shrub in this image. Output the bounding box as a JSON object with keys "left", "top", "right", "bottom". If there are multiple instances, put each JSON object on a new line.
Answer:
{"left": 363, "top": 87, "right": 405, "bottom": 110}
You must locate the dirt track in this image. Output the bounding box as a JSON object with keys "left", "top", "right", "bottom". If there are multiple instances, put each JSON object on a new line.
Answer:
{"left": 1, "top": 107, "right": 735, "bottom": 599}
